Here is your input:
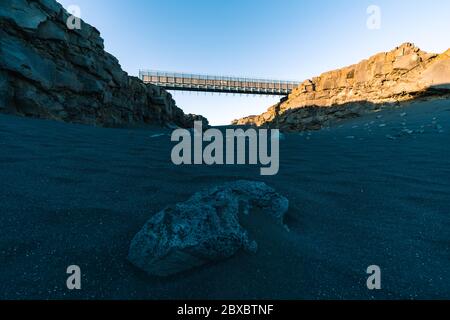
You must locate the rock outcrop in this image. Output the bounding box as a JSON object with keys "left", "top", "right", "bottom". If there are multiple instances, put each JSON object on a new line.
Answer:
{"left": 233, "top": 43, "right": 450, "bottom": 131}
{"left": 128, "top": 180, "right": 289, "bottom": 277}
{"left": 0, "top": 0, "right": 207, "bottom": 127}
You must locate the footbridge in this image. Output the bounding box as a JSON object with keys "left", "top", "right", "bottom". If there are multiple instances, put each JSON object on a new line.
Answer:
{"left": 139, "top": 70, "right": 300, "bottom": 96}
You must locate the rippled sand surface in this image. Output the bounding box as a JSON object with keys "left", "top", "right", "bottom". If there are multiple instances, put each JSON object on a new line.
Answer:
{"left": 1, "top": 98, "right": 449, "bottom": 299}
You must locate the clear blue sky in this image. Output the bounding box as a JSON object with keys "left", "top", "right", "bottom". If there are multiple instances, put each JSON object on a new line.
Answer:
{"left": 58, "top": 0, "right": 450, "bottom": 125}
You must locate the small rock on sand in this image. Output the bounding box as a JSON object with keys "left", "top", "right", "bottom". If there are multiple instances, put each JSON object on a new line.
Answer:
{"left": 150, "top": 133, "right": 166, "bottom": 138}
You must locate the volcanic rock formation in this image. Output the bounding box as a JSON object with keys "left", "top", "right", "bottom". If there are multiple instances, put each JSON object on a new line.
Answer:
{"left": 0, "top": 0, "right": 207, "bottom": 127}
{"left": 233, "top": 43, "right": 450, "bottom": 131}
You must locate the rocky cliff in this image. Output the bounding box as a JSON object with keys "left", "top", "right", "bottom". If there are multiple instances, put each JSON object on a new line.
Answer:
{"left": 233, "top": 43, "right": 450, "bottom": 131}
{"left": 0, "top": 0, "right": 207, "bottom": 127}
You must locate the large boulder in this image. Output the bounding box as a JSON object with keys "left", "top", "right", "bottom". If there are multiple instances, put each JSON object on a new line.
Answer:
{"left": 0, "top": 0, "right": 207, "bottom": 128}
{"left": 128, "top": 181, "right": 289, "bottom": 277}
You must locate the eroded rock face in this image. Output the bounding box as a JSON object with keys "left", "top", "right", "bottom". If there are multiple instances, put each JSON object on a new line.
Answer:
{"left": 128, "top": 180, "right": 289, "bottom": 277}
{"left": 0, "top": 0, "right": 207, "bottom": 127}
{"left": 233, "top": 43, "right": 450, "bottom": 131}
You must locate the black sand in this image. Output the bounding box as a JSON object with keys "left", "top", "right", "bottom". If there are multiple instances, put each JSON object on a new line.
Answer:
{"left": 1, "top": 99, "right": 449, "bottom": 299}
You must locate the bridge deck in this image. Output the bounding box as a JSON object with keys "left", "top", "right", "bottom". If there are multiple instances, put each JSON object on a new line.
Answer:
{"left": 139, "top": 71, "right": 299, "bottom": 96}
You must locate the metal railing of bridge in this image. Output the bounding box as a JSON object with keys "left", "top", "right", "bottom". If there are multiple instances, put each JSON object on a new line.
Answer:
{"left": 139, "top": 70, "right": 300, "bottom": 96}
